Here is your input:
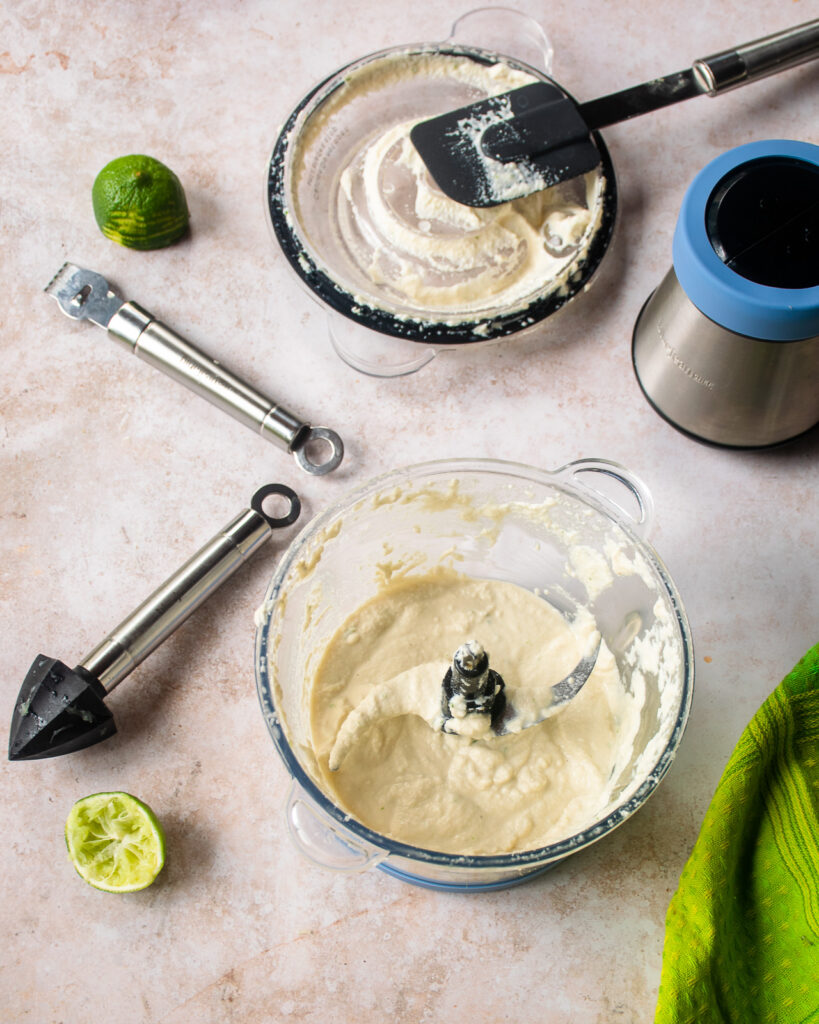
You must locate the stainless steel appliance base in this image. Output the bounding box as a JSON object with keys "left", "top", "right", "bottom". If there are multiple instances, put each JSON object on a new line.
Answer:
{"left": 632, "top": 271, "right": 819, "bottom": 448}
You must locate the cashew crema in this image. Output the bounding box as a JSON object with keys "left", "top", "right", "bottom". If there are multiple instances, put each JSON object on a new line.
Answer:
{"left": 309, "top": 570, "right": 640, "bottom": 856}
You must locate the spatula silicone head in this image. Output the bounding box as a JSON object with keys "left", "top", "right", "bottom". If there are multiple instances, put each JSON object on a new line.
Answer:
{"left": 411, "top": 19, "right": 819, "bottom": 207}
{"left": 409, "top": 81, "right": 601, "bottom": 208}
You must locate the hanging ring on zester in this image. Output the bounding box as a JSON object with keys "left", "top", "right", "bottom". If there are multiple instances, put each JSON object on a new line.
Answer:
{"left": 291, "top": 426, "right": 344, "bottom": 476}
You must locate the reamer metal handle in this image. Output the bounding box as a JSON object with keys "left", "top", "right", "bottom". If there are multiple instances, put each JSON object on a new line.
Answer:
{"left": 79, "top": 483, "right": 300, "bottom": 693}
{"left": 107, "top": 302, "right": 343, "bottom": 475}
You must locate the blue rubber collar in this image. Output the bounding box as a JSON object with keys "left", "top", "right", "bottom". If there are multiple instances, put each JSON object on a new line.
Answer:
{"left": 672, "top": 139, "right": 819, "bottom": 341}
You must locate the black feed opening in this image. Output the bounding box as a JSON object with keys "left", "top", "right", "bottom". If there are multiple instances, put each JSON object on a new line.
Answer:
{"left": 706, "top": 156, "right": 819, "bottom": 289}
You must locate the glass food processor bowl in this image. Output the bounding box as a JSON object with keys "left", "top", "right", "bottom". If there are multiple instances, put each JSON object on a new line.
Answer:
{"left": 254, "top": 458, "right": 694, "bottom": 891}
{"left": 265, "top": 9, "right": 617, "bottom": 376}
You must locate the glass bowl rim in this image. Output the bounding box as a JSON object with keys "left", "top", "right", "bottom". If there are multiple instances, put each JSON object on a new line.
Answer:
{"left": 265, "top": 43, "right": 618, "bottom": 345}
{"left": 254, "top": 456, "right": 695, "bottom": 870}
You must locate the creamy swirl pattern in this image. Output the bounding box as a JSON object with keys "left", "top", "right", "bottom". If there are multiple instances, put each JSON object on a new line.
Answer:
{"left": 309, "top": 571, "right": 639, "bottom": 856}
{"left": 290, "top": 52, "right": 607, "bottom": 322}
{"left": 337, "top": 121, "right": 604, "bottom": 315}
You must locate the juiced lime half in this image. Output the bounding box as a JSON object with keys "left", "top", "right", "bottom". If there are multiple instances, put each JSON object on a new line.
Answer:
{"left": 65, "top": 791, "right": 166, "bottom": 892}
{"left": 92, "top": 154, "right": 189, "bottom": 250}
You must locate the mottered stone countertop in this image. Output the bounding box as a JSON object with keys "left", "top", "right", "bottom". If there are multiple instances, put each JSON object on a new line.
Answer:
{"left": 2, "top": 1, "right": 817, "bottom": 1021}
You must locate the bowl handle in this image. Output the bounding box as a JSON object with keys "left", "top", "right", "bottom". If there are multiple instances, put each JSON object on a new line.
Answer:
{"left": 554, "top": 458, "right": 655, "bottom": 540}
{"left": 447, "top": 8, "right": 555, "bottom": 76}
{"left": 285, "top": 781, "right": 388, "bottom": 873}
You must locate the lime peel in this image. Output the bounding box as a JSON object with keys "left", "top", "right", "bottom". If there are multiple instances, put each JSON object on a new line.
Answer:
{"left": 65, "top": 791, "right": 166, "bottom": 893}
{"left": 92, "top": 154, "right": 189, "bottom": 250}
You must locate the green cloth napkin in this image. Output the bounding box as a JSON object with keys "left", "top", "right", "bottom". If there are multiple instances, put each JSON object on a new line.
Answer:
{"left": 655, "top": 644, "right": 819, "bottom": 1024}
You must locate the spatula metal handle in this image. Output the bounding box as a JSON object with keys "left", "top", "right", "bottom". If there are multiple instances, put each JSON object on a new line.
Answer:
{"left": 694, "top": 18, "right": 819, "bottom": 93}
{"left": 79, "top": 484, "right": 300, "bottom": 693}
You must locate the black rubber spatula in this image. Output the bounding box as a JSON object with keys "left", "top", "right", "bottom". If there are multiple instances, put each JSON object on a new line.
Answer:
{"left": 410, "top": 19, "right": 819, "bottom": 207}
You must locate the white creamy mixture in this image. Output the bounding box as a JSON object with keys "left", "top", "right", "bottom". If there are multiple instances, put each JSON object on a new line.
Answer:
{"left": 309, "top": 569, "right": 641, "bottom": 856}
{"left": 290, "top": 51, "right": 606, "bottom": 321}
{"left": 258, "top": 474, "right": 687, "bottom": 861}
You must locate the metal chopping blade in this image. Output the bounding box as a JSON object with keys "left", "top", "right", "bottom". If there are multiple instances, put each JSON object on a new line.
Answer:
{"left": 327, "top": 635, "right": 602, "bottom": 771}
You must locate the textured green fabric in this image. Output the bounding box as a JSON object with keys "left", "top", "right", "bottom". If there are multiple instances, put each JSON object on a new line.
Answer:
{"left": 655, "top": 644, "right": 819, "bottom": 1024}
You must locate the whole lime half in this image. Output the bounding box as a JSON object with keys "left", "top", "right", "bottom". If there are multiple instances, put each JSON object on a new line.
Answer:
{"left": 92, "top": 154, "right": 189, "bottom": 250}
{"left": 65, "top": 791, "right": 166, "bottom": 892}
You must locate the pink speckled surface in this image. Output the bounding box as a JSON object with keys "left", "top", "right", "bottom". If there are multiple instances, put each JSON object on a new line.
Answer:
{"left": 2, "top": 1, "right": 818, "bottom": 1021}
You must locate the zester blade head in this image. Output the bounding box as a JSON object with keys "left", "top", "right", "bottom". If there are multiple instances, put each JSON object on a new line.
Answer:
{"left": 45, "top": 262, "right": 124, "bottom": 328}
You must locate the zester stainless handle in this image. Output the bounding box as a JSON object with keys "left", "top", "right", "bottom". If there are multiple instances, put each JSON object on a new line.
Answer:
{"left": 694, "top": 18, "right": 819, "bottom": 93}
{"left": 80, "top": 484, "right": 300, "bottom": 693}
{"left": 107, "top": 302, "right": 343, "bottom": 475}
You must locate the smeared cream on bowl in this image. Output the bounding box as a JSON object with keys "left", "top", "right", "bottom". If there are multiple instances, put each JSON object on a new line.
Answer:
{"left": 286, "top": 51, "right": 607, "bottom": 324}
